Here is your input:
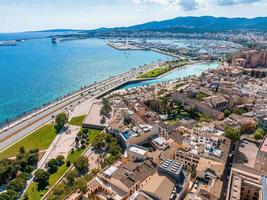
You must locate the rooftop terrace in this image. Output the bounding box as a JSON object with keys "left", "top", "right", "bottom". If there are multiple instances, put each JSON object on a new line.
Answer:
{"left": 234, "top": 139, "right": 259, "bottom": 168}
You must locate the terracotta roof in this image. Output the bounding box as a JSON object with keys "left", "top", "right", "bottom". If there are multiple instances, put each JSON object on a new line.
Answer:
{"left": 112, "top": 160, "right": 156, "bottom": 189}
{"left": 141, "top": 173, "right": 175, "bottom": 199}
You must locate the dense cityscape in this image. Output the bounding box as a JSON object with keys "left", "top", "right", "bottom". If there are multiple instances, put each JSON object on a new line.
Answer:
{"left": 1, "top": 2, "right": 267, "bottom": 200}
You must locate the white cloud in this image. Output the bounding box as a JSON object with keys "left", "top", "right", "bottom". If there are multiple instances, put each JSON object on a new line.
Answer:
{"left": 132, "top": 0, "right": 200, "bottom": 10}
{"left": 132, "top": 0, "right": 263, "bottom": 10}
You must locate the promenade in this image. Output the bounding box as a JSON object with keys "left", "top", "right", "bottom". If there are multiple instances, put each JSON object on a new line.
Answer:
{"left": 0, "top": 62, "right": 160, "bottom": 151}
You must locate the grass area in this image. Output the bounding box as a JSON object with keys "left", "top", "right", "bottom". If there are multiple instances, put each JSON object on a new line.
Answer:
{"left": 88, "top": 128, "right": 102, "bottom": 142}
{"left": 24, "top": 128, "right": 102, "bottom": 200}
{"left": 25, "top": 164, "right": 69, "bottom": 200}
{"left": 138, "top": 60, "right": 189, "bottom": 79}
{"left": 69, "top": 115, "right": 86, "bottom": 126}
{"left": 138, "top": 65, "right": 169, "bottom": 78}
{"left": 0, "top": 124, "right": 57, "bottom": 159}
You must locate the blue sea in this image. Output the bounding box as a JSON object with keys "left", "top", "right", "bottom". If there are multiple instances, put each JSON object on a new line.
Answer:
{"left": 0, "top": 33, "right": 171, "bottom": 123}
{"left": 0, "top": 32, "right": 219, "bottom": 124}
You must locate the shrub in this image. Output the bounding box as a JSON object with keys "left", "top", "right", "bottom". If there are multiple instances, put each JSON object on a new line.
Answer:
{"left": 74, "top": 156, "right": 88, "bottom": 174}
{"left": 253, "top": 128, "right": 265, "bottom": 140}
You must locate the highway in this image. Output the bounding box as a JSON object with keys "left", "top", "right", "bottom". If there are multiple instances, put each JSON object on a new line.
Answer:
{"left": 0, "top": 62, "right": 160, "bottom": 151}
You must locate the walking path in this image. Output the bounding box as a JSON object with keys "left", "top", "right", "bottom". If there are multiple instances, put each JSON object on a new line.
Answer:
{"left": 22, "top": 125, "right": 80, "bottom": 197}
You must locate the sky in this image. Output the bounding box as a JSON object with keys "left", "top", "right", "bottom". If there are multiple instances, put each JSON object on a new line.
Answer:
{"left": 0, "top": 0, "right": 267, "bottom": 33}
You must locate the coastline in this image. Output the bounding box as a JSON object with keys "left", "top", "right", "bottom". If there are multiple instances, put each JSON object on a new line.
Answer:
{"left": 0, "top": 61, "right": 167, "bottom": 150}
{"left": 0, "top": 37, "right": 172, "bottom": 126}
{"left": 0, "top": 59, "right": 216, "bottom": 132}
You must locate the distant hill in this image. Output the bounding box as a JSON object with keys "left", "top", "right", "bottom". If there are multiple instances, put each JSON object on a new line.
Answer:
{"left": 90, "top": 16, "right": 267, "bottom": 33}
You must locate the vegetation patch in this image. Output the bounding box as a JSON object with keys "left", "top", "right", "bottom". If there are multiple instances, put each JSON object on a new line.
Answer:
{"left": 147, "top": 98, "right": 209, "bottom": 123}
{"left": 138, "top": 65, "right": 170, "bottom": 78}
{"left": 253, "top": 128, "right": 265, "bottom": 140}
{"left": 69, "top": 115, "right": 86, "bottom": 127}
{"left": 138, "top": 60, "right": 189, "bottom": 79}
{"left": 195, "top": 92, "right": 208, "bottom": 101}
{"left": 0, "top": 124, "right": 56, "bottom": 159}
{"left": 0, "top": 147, "right": 39, "bottom": 200}
{"left": 23, "top": 128, "right": 102, "bottom": 200}
{"left": 224, "top": 126, "right": 240, "bottom": 141}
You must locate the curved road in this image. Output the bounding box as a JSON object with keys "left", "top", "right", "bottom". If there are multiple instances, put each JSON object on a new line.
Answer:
{"left": 0, "top": 62, "right": 160, "bottom": 151}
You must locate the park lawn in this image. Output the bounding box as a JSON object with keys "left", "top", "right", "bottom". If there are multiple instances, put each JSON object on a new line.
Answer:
{"left": 138, "top": 60, "right": 189, "bottom": 79}
{"left": 0, "top": 124, "right": 57, "bottom": 159}
{"left": 138, "top": 65, "right": 169, "bottom": 78}
{"left": 24, "top": 128, "right": 102, "bottom": 200}
{"left": 25, "top": 150, "right": 83, "bottom": 200}
{"left": 88, "top": 128, "right": 102, "bottom": 142}
{"left": 25, "top": 163, "right": 69, "bottom": 200}
{"left": 69, "top": 115, "right": 86, "bottom": 126}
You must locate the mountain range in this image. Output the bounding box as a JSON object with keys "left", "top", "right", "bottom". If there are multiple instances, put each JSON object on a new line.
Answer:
{"left": 89, "top": 16, "right": 267, "bottom": 33}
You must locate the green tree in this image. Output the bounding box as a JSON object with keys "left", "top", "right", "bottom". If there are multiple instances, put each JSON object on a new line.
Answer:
{"left": 50, "top": 183, "right": 66, "bottom": 197}
{"left": 224, "top": 110, "right": 231, "bottom": 118}
{"left": 253, "top": 128, "right": 265, "bottom": 140}
{"left": 34, "top": 169, "right": 50, "bottom": 189}
{"left": 7, "top": 177, "right": 26, "bottom": 192}
{"left": 224, "top": 126, "right": 240, "bottom": 141}
{"left": 100, "top": 98, "right": 112, "bottom": 117}
{"left": 92, "top": 133, "right": 106, "bottom": 149}
{"left": 108, "top": 141, "right": 122, "bottom": 156}
{"left": 0, "top": 159, "right": 20, "bottom": 185}
{"left": 47, "top": 159, "right": 59, "bottom": 174}
{"left": 55, "top": 112, "right": 68, "bottom": 132}
{"left": 74, "top": 156, "right": 89, "bottom": 174}
{"left": 19, "top": 146, "right": 25, "bottom": 154}
{"left": 0, "top": 189, "right": 18, "bottom": 200}
{"left": 55, "top": 155, "right": 65, "bottom": 166}
{"left": 66, "top": 169, "right": 78, "bottom": 185}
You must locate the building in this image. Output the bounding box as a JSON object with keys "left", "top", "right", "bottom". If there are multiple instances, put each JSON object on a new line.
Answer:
{"left": 172, "top": 93, "right": 224, "bottom": 120}
{"left": 203, "top": 95, "right": 229, "bottom": 111}
{"left": 126, "top": 145, "right": 149, "bottom": 162}
{"left": 255, "top": 136, "right": 267, "bottom": 173}
{"left": 82, "top": 101, "right": 107, "bottom": 130}
{"left": 175, "top": 132, "right": 230, "bottom": 169}
{"left": 87, "top": 160, "right": 156, "bottom": 199}
{"left": 129, "top": 159, "right": 190, "bottom": 200}
{"left": 185, "top": 158, "right": 225, "bottom": 200}
{"left": 226, "top": 139, "right": 266, "bottom": 200}
{"left": 154, "top": 122, "right": 173, "bottom": 140}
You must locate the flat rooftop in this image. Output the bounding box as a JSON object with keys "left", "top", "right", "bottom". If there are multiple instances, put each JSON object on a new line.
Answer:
{"left": 141, "top": 172, "right": 175, "bottom": 200}
{"left": 128, "top": 145, "right": 148, "bottom": 155}
{"left": 83, "top": 101, "right": 108, "bottom": 128}
{"left": 158, "top": 158, "right": 182, "bottom": 176}
{"left": 235, "top": 139, "right": 259, "bottom": 168}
